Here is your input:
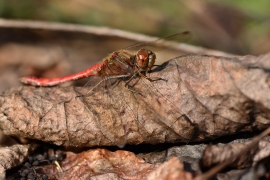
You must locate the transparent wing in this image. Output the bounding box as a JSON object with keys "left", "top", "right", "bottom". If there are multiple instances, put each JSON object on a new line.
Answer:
{"left": 131, "top": 75, "right": 196, "bottom": 142}
{"left": 124, "top": 31, "right": 192, "bottom": 52}
{"left": 79, "top": 77, "right": 131, "bottom": 147}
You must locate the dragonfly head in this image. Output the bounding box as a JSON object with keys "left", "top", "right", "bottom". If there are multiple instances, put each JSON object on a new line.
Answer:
{"left": 135, "top": 49, "right": 156, "bottom": 71}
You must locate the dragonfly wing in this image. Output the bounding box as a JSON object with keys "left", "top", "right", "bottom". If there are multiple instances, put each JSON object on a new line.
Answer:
{"left": 79, "top": 78, "right": 130, "bottom": 146}
{"left": 131, "top": 75, "right": 196, "bottom": 142}
{"left": 124, "top": 31, "right": 191, "bottom": 52}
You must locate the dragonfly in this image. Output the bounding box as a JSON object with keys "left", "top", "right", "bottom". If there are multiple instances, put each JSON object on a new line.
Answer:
{"left": 19, "top": 31, "right": 191, "bottom": 87}
{"left": 20, "top": 31, "right": 195, "bottom": 147}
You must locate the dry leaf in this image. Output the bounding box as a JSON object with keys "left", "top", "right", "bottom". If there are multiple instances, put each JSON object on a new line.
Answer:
{"left": 1, "top": 53, "right": 270, "bottom": 147}
{"left": 195, "top": 127, "right": 270, "bottom": 180}
{"left": 144, "top": 157, "right": 193, "bottom": 180}
{"left": 200, "top": 140, "right": 270, "bottom": 170}
{"left": 36, "top": 148, "right": 194, "bottom": 180}
{"left": 42, "top": 148, "right": 158, "bottom": 179}
{"left": 0, "top": 144, "right": 36, "bottom": 179}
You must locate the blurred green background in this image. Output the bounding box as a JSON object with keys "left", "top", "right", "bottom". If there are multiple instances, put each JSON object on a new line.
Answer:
{"left": 0, "top": 0, "right": 269, "bottom": 55}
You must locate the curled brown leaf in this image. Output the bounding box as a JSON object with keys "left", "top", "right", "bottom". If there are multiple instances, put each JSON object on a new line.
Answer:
{"left": 42, "top": 148, "right": 159, "bottom": 180}
{"left": 0, "top": 144, "right": 36, "bottom": 179}
{"left": 0, "top": 54, "right": 270, "bottom": 147}
{"left": 200, "top": 140, "right": 270, "bottom": 170}
{"left": 39, "top": 148, "right": 193, "bottom": 180}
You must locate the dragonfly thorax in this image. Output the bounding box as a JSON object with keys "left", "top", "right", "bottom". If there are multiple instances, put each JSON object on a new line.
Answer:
{"left": 135, "top": 49, "right": 156, "bottom": 71}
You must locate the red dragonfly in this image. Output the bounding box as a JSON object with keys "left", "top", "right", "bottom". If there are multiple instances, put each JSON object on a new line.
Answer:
{"left": 20, "top": 31, "right": 194, "bottom": 147}
{"left": 20, "top": 31, "right": 190, "bottom": 87}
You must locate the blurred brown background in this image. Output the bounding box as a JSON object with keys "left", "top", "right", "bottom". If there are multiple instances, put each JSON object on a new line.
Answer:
{"left": 0, "top": 0, "right": 270, "bottom": 55}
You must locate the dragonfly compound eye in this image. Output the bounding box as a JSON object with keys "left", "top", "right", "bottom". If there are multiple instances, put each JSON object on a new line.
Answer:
{"left": 136, "top": 49, "right": 156, "bottom": 71}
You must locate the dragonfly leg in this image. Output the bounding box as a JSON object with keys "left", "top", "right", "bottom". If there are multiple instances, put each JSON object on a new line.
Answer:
{"left": 138, "top": 71, "right": 166, "bottom": 82}
{"left": 124, "top": 84, "right": 144, "bottom": 97}
{"left": 122, "top": 72, "right": 145, "bottom": 96}
{"left": 147, "top": 76, "right": 167, "bottom": 82}
{"left": 124, "top": 72, "right": 139, "bottom": 86}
